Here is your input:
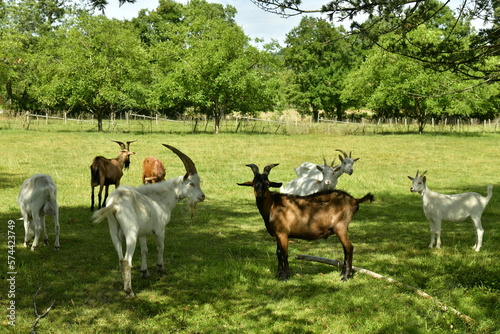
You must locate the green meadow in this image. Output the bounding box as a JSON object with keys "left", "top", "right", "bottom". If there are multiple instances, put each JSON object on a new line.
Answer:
{"left": 0, "top": 119, "right": 499, "bottom": 333}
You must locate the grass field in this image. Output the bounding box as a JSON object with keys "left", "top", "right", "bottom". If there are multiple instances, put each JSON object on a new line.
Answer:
{"left": 1, "top": 119, "right": 499, "bottom": 333}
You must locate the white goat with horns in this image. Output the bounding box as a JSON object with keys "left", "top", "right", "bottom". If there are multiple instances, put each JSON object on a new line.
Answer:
{"left": 93, "top": 144, "right": 205, "bottom": 298}
{"left": 408, "top": 170, "right": 493, "bottom": 251}
{"left": 281, "top": 158, "right": 341, "bottom": 196}
{"left": 282, "top": 149, "right": 359, "bottom": 196}
{"left": 18, "top": 174, "right": 60, "bottom": 251}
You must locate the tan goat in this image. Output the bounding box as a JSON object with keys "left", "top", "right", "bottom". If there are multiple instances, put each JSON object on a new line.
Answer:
{"left": 90, "top": 140, "right": 136, "bottom": 210}
{"left": 142, "top": 156, "right": 166, "bottom": 184}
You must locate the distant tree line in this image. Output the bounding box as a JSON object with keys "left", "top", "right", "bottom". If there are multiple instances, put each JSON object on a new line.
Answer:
{"left": 1, "top": 0, "right": 499, "bottom": 133}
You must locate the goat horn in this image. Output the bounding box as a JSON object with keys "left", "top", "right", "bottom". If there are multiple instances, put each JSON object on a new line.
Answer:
{"left": 415, "top": 170, "right": 419, "bottom": 178}
{"left": 263, "top": 163, "right": 279, "bottom": 175}
{"left": 323, "top": 157, "right": 327, "bottom": 166}
{"left": 163, "top": 144, "right": 197, "bottom": 175}
{"left": 335, "top": 149, "right": 348, "bottom": 158}
{"left": 349, "top": 151, "right": 352, "bottom": 158}
{"left": 110, "top": 140, "right": 126, "bottom": 150}
{"left": 421, "top": 170, "right": 427, "bottom": 177}
{"left": 126, "top": 140, "right": 137, "bottom": 151}
{"left": 330, "top": 158, "right": 336, "bottom": 166}
{"left": 246, "top": 164, "right": 260, "bottom": 175}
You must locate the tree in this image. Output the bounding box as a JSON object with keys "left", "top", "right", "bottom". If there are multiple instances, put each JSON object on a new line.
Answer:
{"left": 143, "top": 0, "right": 277, "bottom": 133}
{"left": 0, "top": 0, "right": 69, "bottom": 110}
{"left": 284, "top": 17, "right": 362, "bottom": 121}
{"left": 30, "top": 15, "right": 150, "bottom": 131}
{"left": 250, "top": 0, "right": 500, "bottom": 83}
{"left": 341, "top": 23, "right": 495, "bottom": 133}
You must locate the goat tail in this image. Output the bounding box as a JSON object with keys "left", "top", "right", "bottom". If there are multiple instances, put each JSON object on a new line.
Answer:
{"left": 486, "top": 184, "right": 493, "bottom": 202}
{"left": 92, "top": 205, "right": 114, "bottom": 224}
{"left": 357, "top": 193, "right": 375, "bottom": 204}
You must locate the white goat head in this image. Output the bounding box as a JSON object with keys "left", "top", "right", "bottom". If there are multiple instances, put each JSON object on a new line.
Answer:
{"left": 409, "top": 170, "right": 427, "bottom": 193}
{"left": 316, "top": 158, "right": 341, "bottom": 188}
{"left": 336, "top": 149, "right": 359, "bottom": 175}
{"left": 163, "top": 144, "right": 205, "bottom": 217}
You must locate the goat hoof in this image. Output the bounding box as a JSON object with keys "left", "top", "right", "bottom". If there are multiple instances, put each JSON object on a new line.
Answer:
{"left": 156, "top": 264, "right": 164, "bottom": 273}
{"left": 140, "top": 269, "right": 150, "bottom": 279}
{"left": 54, "top": 246, "right": 60, "bottom": 251}
{"left": 276, "top": 272, "right": 290, "bottom": 281}
{"left": 125, "top": 291, "right": 135, "bottom": 299}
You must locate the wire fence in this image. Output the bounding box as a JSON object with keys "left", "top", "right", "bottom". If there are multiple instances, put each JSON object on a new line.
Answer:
{"left": 1, "top": 111, "right": 499, "bottom": 135}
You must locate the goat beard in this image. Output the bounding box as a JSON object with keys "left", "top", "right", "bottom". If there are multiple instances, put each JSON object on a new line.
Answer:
{"left": 187, "top": 200, "right": 198, "bottom": 218}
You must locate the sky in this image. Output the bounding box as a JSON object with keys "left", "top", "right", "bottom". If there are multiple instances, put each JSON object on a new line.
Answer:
{"left": 102, "top": 0, "right": 330, "bottom": 46}
{"left": 102, "top": 0, "right": 486, "bottom": 46}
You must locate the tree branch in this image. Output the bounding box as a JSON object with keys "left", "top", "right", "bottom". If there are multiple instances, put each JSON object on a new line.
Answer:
{"left": 296, "top": 254, "right": 474, "bottom": 324}
{"left": 31, "top": 287, "right": 56, "bottom": 334}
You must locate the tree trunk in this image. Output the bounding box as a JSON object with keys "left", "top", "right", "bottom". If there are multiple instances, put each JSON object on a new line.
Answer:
{"left": 6, "top": 81, "right": 13, "bottom": 107}
{"left": 312, "top": 108, "right": 319, "bottom": 122}
{"left": 97, "top": 114, "right": 103, "bottom": 131}
{"left": 335, "top": 101, "right": 343, "bottom": 121}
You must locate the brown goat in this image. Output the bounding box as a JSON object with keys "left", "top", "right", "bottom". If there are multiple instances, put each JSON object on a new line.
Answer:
{"left": 142, "top": 156, "right": 166, "bottom": 184}
{"left": 90, "top": 140, "right": 136, "bottom": 210}
{"left": 238, "top": 163, "right": 374, "bottom": 281}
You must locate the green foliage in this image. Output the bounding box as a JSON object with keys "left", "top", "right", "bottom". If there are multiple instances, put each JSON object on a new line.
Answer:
{"left": 1, "top": 0, "right": 499, "bottom": 134}
{"left": 284, "top": 17, "right": 362, "bottom": 121}
{"left": 342, "top": 20, "right": 500, "bottom": 133}
{"left": 0, "top": 128, "right": 499, "bottom": 333}
{"left": 29, "top": 15, "right": 150, "bottom": 130}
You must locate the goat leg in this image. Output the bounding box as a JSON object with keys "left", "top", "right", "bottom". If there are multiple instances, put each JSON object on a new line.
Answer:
{"left": 139, "top": 237, "right": 150, "bottom": 278}
{"left": 275, "top": 236, "right": 290, "bottom": 281}
{"left": 91, "top": 187, "right": 95, "bottom": 211}
{"left": 338, "top": 234, "right": 353, "bottom": 281}
{"left": 121, "top": 260, "right": 135, "bottom": 298}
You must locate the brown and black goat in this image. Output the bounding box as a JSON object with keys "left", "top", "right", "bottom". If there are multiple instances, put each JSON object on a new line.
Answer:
{"left": 142, "top": 156, "right": 166, "bottom": 184}
{"left": 238, "top": 163, "right": 374, "bottom": 281}
{"left": 90, "top": 140, "right": 136, "bottom": 210}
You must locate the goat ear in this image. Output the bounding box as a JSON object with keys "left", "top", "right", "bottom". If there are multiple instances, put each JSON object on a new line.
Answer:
{"left": 237, "top": 181, "right": 254, "bottom": 187}
{"left": 269, "top": 182, "right": 283, "bottom": 188}
{"left": 338, "top": 155, "right": 344, "bottom": 162}
{"left": 353, "top": 158, "right": 360, "bottom": 162}
{"left": 316, "top": 165, "right": 324, "bottom": 172}
{"left": 408, "top": 176, "right": 414, "bottom": 180}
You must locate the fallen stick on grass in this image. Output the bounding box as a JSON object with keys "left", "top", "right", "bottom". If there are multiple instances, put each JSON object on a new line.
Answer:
{"left": 31, "top": 287, "right": 56, "bottom": 334}
{"left": 296, "top": 254, "right": 473, "bottom": 324}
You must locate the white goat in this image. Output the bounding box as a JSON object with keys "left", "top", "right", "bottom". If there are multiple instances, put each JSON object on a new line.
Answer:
{"left": 18, "top": 174, "right": 60, "bottom": 251}
{"left": 408, "top": 170, "right": 493, "bottom": 251}
{"left": 93, "top": 145, "right": 205, "bottom": 298}
{"left": 281, "top": 161, "right": 341, "bottom": 196}
{"left": 296, "top": 149, "right": 359, "bottom": 180}
{"left": 282, "top": 149, "right": 359, "bottom": 196}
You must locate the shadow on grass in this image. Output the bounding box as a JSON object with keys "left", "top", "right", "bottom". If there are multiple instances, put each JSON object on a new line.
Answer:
{"left": 1, "top": 185, "right": 498, "bottom": 332}
{"left": 0, "top": 171, "right": 28, "bottom": 189}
